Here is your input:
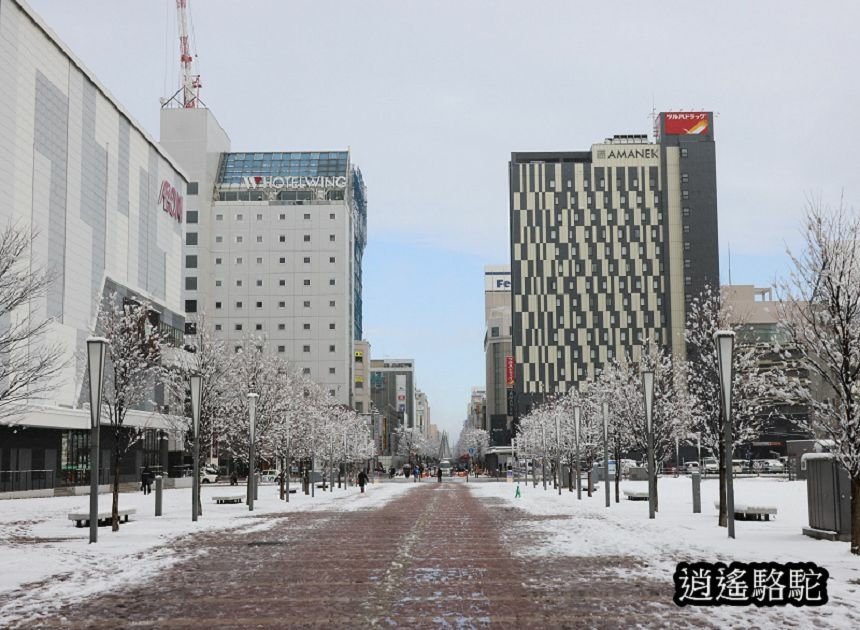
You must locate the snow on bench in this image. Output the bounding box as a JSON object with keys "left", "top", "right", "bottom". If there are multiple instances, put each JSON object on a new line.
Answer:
{"left": 713, "top": 501, "right": 778, "bottom": 521}
{"left": 68, "top": 509, "right": 136, "bottom": 528}
{"left": 623, "top": 490, "right": 649, "bottom": 501}
{"left": 213, "top": 495, "right": 244, "bottom": 504}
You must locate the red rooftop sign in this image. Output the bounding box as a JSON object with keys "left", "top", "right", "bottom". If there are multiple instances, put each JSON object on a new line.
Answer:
{"left": 663, "top": 112, "right": 710, "bottom": 135}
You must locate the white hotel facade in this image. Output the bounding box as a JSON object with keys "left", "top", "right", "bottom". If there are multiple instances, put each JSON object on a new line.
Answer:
{"left": 0, "top": 0, "right": 188, "bottom": 488}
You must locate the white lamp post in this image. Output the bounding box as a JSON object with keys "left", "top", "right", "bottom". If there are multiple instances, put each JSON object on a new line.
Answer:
{"left": 642, "top": 369, "right": 656, "bottom": 520}
{"left": 602, "top": 401, "right": 610, "bottom": 508}
{"left": 574, "top": 405, "right": 581, "bottom": 500}
{"left": 715, "top": 330, "right": 736, "bottom": 539}
{"left": 190, "top": 373, "right": 202, "bottom": 522}
{"left": 555, "top": 411, "right": 562, "bottom": 496}
{"left": 86, "top": 337, "right": 108, "bottom": 544}
{"left": 247, "top": 392, "right": 258, "bottom": 511}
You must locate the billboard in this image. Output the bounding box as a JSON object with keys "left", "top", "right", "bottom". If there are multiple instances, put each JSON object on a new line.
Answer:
{"left": 396, "top": 375, "right": 407, "bottom": 413}
{"left": 485, "top": 270, "right": 511, "bottom": 292}
{"left": 505, "top": 356, "right": 515, "bottom": 387}
{"left": 663, "top": 112, "right": 710, "bottom": 136}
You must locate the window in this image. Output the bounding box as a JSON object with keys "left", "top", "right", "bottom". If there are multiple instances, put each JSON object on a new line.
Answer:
{"left": 185, "top": 299, "right": 197, "bottom": 313}
{"left": 187, "top": 182, "right": 199, "bottom": 195}
{"left": 685, "top": 276, "right": 692, "bottom": 286}
{"left": 235, "top": 257, "right": 243, "bottom": 264}
{"left": 215, "top": 235, "right": 223, "bottom": 243}
{"left": 304, "top": 213, "right": 311, "bottom": 220}
{"left": 683, "top": 207, "right": 691, "bottom": 217}
{"left": 303, "top": 367, "right": 311, "bottom": 374}
{"left": 329, "top": 323, "right": 335, "bottom": 330}
{"left": 215, "top": 301, "right": 222, "bottom": 309}
{"left": 236, "top": 280, "right": 243, "bottom": 287}
{"left": 329, "top": 345, "right": 336, "bottom": 352}
{"left": 329, "top": 234, "right": 336, "bottom": 242}
{"left": 329, "top": 300, "right": 335, "bottom": 307}
{"left": 186, "top": 210, "right": 198, "bottom": 224}
{"left": 491, "top": 326, "right": 499, "bottom": 337}
{"left": 329, "top": 367, "right": 336, "bottom": 374}
{"left": 303, "top": 279, "right": 311, "bottom": 286}
{"left": 256, "top": 257, "right": 263, "bottom": 264}
{"left": 256, "top": 301, "right": 263, "bottom": 308}
{"left": 256, "top": 235, "right": 263, "bottom": 243}
{"left": 303, "top": 345, "right": 311, "bottom": 353}
{"left": 303, "top": 323, "right": 311, "bottom": 330}
{"left": 329, "top": 257, "right": 335, "bottom": 263}
{"left": 255, "top": 323, "right": 263, "bottom": 331}
{"left": 304, "top": 300, "right": 311, "bottom": 307}
{"left": 682, "top": 190, "right": 689, "bottom": 200}
{"left": 256, "top": 213, "right": 263, "bottom": 221}
{"left": 329, "top": 279, "right": 336, "bottom": 286}
{"left": 304, "top": 257, "right": 311, "bottom": 264}
{"left": 185, "top": 255, "right": 198, "bottom": 268}
{"left": 329, "top": 213, "right": 335, "bottom": 220}
{"left": 683, "top": 224, "right": 690, "bottom": 234}
{"left": 681, "top": 148, "right": 689, "bottom": 158}
{"left": 684, "top": 259, "right": 691, "bottom": 268}
{"left": 215, "top": 280, "right": 222, "bottom": 287}
{"left": 278, "top": 323, "right": 285, "bottom": 331}
{"left": 684, "top": 242, "right": 691, "bottom": 250}
{"left": 185, "top": 277, "right": 197, "bottom": 291}
{"left": 256, "top": 279, "right": 263, "bottom": 287}
{"left": 236, "top": 213, "right": 243, "bottom": 221}
{"left": 279, "top": 235, "right": 286, "bottom": 242}
{"left": 279, "top": 257, "right": 286, "bottom": 264}
{"left": 303, "top": 234, "right": 311, "bottom": 242}
{"left": 279, "top": 279, "right": 286, "bottom": 286}
{"left": 216, "top": 214, "right": 223, "bottom": 221}
{"left": 278, "top": 345, "right": 285, "bottom": 353}
{"left": 236, "top": 235, "right": 243, "bottom": 243}
{"left": 236, "top": 301, "right": 243, "bottom": 309}
{"left": 215, "top": 324, "right": 222, "bottom": 331}
{"left": 681, "top": 173, "right": 689, "bottom": 183}
{"left": 278, "top": 301, "right": 286, "bottom": 308}
{"left": 234, "top": 346, "right": 242, "bottom": 354}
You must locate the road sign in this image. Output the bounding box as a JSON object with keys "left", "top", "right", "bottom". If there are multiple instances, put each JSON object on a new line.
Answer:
{"left": 468, "top": 448, "right": 475, "bottom": 456}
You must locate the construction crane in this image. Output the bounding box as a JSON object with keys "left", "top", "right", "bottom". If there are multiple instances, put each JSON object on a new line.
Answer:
{"left": 176, "top": 0, "right": 201, "bottom": 108}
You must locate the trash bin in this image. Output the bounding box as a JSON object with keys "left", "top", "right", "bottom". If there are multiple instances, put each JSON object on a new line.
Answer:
{"left": 802, "top": 453, "right": 852, "bottom": 542}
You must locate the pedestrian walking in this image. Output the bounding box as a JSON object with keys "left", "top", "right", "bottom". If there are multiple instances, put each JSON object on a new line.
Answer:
{"left": 141, "top": 466, "right": 152, "bottom": 495}
{"left": 437, "top": 467, "right": 443, "bottom": 483}
{"left": 358, "top": 470, "right": 368, "bottom": 493}
{"left": 230, "top": 471, "right": 238, "bottom": 486}
{"left": 413, "top": 465, "right": 420, "bottom": 482}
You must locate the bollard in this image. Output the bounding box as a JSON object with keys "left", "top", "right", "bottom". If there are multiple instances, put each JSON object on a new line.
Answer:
{"left": 155, "top": 476, "right": 163, "bottom": 517}
{"left": 692, "top": 472, "right": 701, "bottom": 513}
{"left": 254, "top": 472, "right": 260, "bottom": 501}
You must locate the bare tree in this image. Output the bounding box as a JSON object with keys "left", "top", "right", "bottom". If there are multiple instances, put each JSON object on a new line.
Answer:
{"left": 779, "top": 201, "right": 860, "bottom": 554}
{"left": 684, "top": 285, "right": 781, "bottom": 528}
{"left": 0, "top": 225, "right": 65, "bottom": 421}
{"left": 97, "top": 294, "right": 164, "bottom": 531}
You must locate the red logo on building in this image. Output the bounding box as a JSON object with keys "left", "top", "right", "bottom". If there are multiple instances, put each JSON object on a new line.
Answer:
{"left": 663, "top": 112, "right": 710, "bottom": 136}
{"left": 158, "top": 180, "right": 183, "bottom": 222}
{"left": 506, "top": 356, "right": 515, "bottom": 387}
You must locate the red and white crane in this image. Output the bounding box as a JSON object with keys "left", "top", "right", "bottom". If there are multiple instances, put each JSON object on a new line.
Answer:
{"left": 176, "top": 0, "right": 201, "bottom": 108}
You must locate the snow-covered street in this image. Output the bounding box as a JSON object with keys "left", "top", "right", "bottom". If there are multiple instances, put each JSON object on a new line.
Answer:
{"left": 471, "top": 475, "right": 860, "bottom": 628}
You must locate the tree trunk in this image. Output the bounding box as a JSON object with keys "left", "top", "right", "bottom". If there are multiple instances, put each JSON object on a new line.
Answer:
{"left": 279, "top": 456, "right": 285, "bottom": 501}
{"left": 198, "top": 475, "right": 203, "bottom": 517}
{"left": 587, "top": 471, "right": 592, "bottom": 497}
{"left": 852, "top": 476, "right": 860, "bottom": 556}
{"left": 111, "top": 446, "right": 120, "bottom": 532}
{"left": 614, "top": 442, "right": 620, "bottom": 503}
{"left": 718, "top": 439, "right": 727, "bottom": 528}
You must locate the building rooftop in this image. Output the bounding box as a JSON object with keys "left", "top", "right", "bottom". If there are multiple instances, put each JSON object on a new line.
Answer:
{"left": 217, "top": 151, "right": 349, "bottom": 185}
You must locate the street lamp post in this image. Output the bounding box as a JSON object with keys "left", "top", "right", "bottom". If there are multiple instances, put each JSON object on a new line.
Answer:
{"left": 190, "top": 373, "right": 202, "bottom": 522}
{"left": 642, "top": 369, "right": 656, "bottom": 520}
{"left": 602, "top": 401, "right": 610, "bottom": 508}
{"left": 555, "top": 412, "right": 561, "bottom": 496}
{"left": 715, "top": 330, "right": 736, "bottom": 539}
{"left": 541, "top": 422, "right": 547, "bottom": 491}
{"left": 86, "top": 337, "right": 108, "bottom": 545}
{"left": 247, "top": 392, "right": 258, "bottom": 511}
{"left": 574, "top": 405, "right": 581, "bottom": 500}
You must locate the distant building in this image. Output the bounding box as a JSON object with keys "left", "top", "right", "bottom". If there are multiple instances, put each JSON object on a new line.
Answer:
{"left": 370, "top": 359, "right": 415, "bottom": 454}
{"left": 467, "top": 387, "right": 487, "bottom": 431}
{"left": 415, "top": 389, "right": 430, "bottom": 435}
{"left": 484, "top": 265, "right": 513, "bottom": 447}
{"left": 509, "top": 112, "right": 719, "bottom": 420}
{"left": 353, "top": 340, "right": 372, "bottom": 414}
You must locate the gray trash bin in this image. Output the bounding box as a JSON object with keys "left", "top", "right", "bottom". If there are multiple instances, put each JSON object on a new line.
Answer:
{"left": 802, "top": 453, "right": 852, "bottom": 542}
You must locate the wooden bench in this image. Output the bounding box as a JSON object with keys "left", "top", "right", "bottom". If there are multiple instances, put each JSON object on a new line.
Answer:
{"left": 623, "top": 490, "right": 649, "bottom": 501}
{"left": 713, "top": 501, "right": 777, "bottom": 521}
{"left": 213, "top": 495, "right": 244, "bottom": 504}
{"left": 68, "top": 509, "right": 135, "bottom": 528}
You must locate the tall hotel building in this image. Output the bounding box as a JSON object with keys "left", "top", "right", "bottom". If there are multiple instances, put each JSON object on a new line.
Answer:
{"left": 160, "top": 108, "right": 367, "bottom": 406}
{"left": 509, "top": 112, "right": 718, "bottom": 415}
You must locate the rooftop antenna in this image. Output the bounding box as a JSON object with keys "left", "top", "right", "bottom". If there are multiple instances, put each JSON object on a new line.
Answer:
{"left": 177, "top": 0, "right": 201, "bottom": 108}
{"left": 649, "top": 97, "right": 659, "bottom": 142}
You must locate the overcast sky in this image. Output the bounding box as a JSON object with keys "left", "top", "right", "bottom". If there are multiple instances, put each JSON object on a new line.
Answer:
{"left": 28, "top": 0, "right": 860, "bottom": 438}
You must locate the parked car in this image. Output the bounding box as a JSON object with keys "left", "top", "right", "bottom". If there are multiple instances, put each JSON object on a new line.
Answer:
{"left": 762, "top": 459, "right": 785, "bottom": 473}
{"left": 619, "top": 459, "right": 638, "bottom": 475}
{"left": 702, "top": 457, "right": 719, "bottom": 474}
{"left": 684, "top": 461, "right": 700, "bottom": 474}
{"left": 200, "top": 465, "right": 219, "bottom": 484}
{"left": 731, "top": 459, "right": 746, "bottom": 474}
{"left": 260, "top": 470, "right": 280, "bottom": 483}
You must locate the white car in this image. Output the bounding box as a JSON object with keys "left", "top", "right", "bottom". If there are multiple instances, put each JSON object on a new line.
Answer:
{"left": 702, "top": 457, "right": 719, "bottom": 474}
{"left": 260, "top": 470, "right": 280, "bottom": 483}
{"left": 684, "top": 461, "right": 699, "bottom": 474}
{"left": 763, "top": 459, "right": 785, "bottom": 473}
{"left": 200, "top": 465, "right": 219, "bottom": 484}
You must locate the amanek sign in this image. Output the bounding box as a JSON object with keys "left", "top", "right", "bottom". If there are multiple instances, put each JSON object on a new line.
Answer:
{"left": 242, "top": 175, "right": 347, "bottom": 190}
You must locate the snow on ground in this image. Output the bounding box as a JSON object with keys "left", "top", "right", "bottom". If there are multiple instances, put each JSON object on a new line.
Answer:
{"left": 0, "top": 479, "right": 416, "bottom": 624}
{"left": 470, "top": 476, "right": 860, "bottom": 629}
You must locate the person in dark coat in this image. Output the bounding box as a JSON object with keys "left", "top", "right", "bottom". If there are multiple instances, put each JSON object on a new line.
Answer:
{"left": 357, "top": 470, "right": 368, "bottom": 493}
{"left": 437, "top": 467, "right": 443, "bottom": 483}
{"left": 141, "top": 467, "right": 152, "bottom": 494}
{"left": 230, "top": 471, "right": 238, "bottom": 486}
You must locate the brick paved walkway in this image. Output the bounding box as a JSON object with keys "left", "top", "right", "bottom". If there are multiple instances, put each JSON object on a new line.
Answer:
{"left": 28, "top": 482, "right": 707, "bottom": 628}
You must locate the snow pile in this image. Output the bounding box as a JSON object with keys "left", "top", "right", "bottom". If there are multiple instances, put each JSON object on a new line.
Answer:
{"left": 0, "top": 480, "right": 416, "bottom": 624}
{"left": 471, "top": 476, "right": 860, "bottom": 628}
